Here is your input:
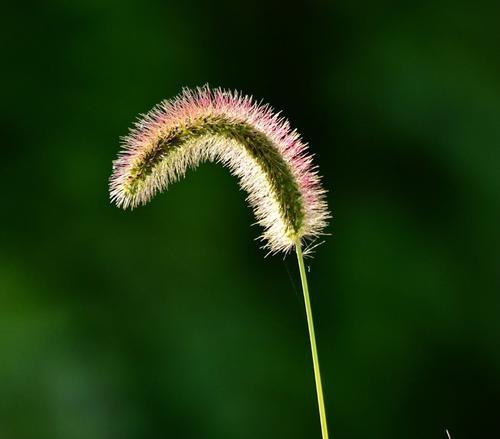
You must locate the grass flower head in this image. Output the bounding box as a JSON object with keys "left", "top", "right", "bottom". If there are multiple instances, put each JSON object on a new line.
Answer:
{"left": 110, "top": 85, "right": 329, "bottom": 253}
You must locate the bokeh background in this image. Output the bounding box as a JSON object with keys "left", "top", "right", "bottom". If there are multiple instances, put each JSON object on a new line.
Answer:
{"left": 1, "top": 1, "right": 499, "bottom": 438}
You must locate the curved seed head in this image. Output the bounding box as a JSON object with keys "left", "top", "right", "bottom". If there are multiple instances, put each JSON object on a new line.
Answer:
{"left": 110, "top": 85, "right": 330, "bottom": 254}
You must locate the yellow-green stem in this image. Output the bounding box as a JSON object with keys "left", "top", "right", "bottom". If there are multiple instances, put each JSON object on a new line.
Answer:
{"left": 295, "top": 239, "right": 330, "bottom": 439}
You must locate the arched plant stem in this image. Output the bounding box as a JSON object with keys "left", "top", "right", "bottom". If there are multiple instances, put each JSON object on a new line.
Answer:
{"left": 295, "top": 239, "right": 330, "bottom": 439}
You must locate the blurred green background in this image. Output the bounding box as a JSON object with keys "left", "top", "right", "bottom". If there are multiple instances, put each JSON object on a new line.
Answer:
{"left": 1, "top": 1, "right": 499, "bottom": 438}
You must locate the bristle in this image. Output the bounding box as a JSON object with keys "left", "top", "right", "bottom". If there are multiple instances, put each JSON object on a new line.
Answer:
{"left": 110, "top": 85, "right": 330, "bottom": 254}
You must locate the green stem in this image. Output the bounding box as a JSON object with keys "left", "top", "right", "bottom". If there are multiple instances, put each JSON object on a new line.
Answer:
{"left": 295, "top": 239, "right": 330, "bottom": 439}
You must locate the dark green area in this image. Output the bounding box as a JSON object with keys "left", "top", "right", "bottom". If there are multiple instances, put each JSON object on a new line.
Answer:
{"left": 129, "top": 115, "right": 304, "bottom": 235}
{"left": 1, "top": 1, "right": 499, "bottom": 439}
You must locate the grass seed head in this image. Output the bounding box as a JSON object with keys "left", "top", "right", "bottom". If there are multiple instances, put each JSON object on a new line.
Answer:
{"left": 110, "top": 85, "right": 330, "bottom": 254}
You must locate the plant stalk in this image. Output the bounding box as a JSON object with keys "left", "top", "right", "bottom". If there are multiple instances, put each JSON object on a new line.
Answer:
{"left": 295, "top": 239, "right": 330, "bottom": 439}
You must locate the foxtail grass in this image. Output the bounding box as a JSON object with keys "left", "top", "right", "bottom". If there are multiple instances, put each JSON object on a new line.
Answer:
{"left": 110, "top": 85, "right": 331, "bottom": 438}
